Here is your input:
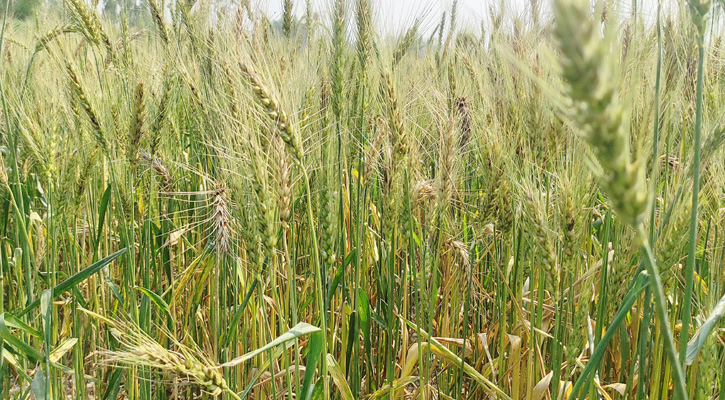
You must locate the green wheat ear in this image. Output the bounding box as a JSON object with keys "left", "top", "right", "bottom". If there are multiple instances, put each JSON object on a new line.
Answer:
{"left": 554, "top": 0, "right": 688, "bottom": 398}
{"left": 554, "top": 0, "right": 650, "bottom": 230}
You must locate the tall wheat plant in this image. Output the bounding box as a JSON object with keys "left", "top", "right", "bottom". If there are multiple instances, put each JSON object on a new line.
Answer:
{"left": 554, "top": 0, "right": 687, "bottom": 397}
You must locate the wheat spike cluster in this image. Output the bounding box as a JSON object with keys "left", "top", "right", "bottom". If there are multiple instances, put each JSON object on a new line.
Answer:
{"left": 0, "top": 0, "right": 724, "bottom": 399}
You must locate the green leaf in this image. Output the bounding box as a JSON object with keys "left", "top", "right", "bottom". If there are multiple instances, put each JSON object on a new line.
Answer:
{"left": 357, "top": 288, "right": 372, "bottom": 366}
{"left": 222, "top": 278, "right": 258, "bottom": 347}
{"left": 134, "top": 286, "right": 173, "bottom": 322}
{"left": 686, "top": 291, "right": 725, "bottom": 365}
{"left": 1, "top": 313, "right": 42, "bottom": 339}
{"left": 300, "top": 330, "right": 325, "bottom": 400}
{"left": 221, "top": 322, "right": 320, "bottom": 367}
{"left": 0, "top": 313, "right": 44, "bottom": 362}
{"left": 93, "top": 185, "right": 112, "bottom": 257}
{"left": 19, "top": 248, "right": 128, "bottom": 316}
{"left": 102, "top": 368, "right": 124, "bottom": 400}
{"left": 31, "top": 367, "right": 48, "bottom": 400}
{"left": 326, "top": 265, "right": 345, "bottom": 306}
{"left": 568, "top": 272, "right": 650, "bottom": 399}
{"left": 309, "top": 377, "right": 325, "bottom": 400}
{"left": 41, "top": 290, "right": 52, "bottom": 359}
{"left": 370, "top": 310, "right": 387, "bottom": 329}
{"left": 239, "top": 340, "right": 295, "bottom": 399}
{"left": 2, "top": 348, "right": 32, "bottom": 381}
{"left": 105, "top": 278, "right": 124, "bottom": 305}
{"left": 327, "top": 354, "right": 354, "bottom": 400}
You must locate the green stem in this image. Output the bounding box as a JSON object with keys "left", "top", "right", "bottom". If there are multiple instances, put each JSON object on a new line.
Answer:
{"left": 226, "top": 388, "right": 242, "bottom": 400}
{"left": 637, "top": 225, "right": 688, "bottom": 400}
{"left": 680, "top": 29, "right": 705, "bottom": 367}
{"left": 301, "top": 167, "right": 329, "bottom": 399}
{"left": 569, "top": 272, "right": 649, "bottom": 400}
{"left": 649, "top": 0, "right": 663, "bottom": 243}
{"left": 636, "top": 288, "right": 652, "bottom": 400}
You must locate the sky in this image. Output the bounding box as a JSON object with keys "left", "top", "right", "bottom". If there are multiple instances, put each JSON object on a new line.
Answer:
{"left": 258, "top": 0, "right": 668, "bottom": 36}
{"left": 262, "top": 0, "right": 528, "bottom": 36}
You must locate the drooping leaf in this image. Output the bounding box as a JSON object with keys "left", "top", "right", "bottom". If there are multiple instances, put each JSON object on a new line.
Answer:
{"left": 309, "top": 377, "right": 325, "bottom": 400}
{"left": 223, "top": 277, "right": 258, "bottom": 347}
{"left": 0, "top": 313, "right": 43, "bottom": 362}
{"left": 41, "top": 290, "right": 52, "bottom": 358}
{"left": 358, "top": 288, "right": 371, "bottom": 362}
{"left": 568, "top": 272, "right": 649, "bottom": 399}
{"left": 2, "top": 348, "right": 32, "bottom": 381}
{"left": 327, "top": 353, "right": 354, "bottom": 400}
{"left": 686, "top": 291, "right": 725, "bottom": 365}
{"left": 31, "top": 368, "right": 48, "bottom": 400}
{"left": 93, "top": 185, "right": 112, "bottom": 257}
{"left": 102, "top": 368, "right": 124, "bottom": 400}
{"left": 49, "top": 338, "right": 78, "bottom": 363}
{"left": 400, "top": 316, "right": 512, "bottom": 400}
{"left": 134, "top": 286, "right": 173, "bottom": 322}
{"left": 221, "top": 322, "right": 320, "bottom": 367}
{"left": 1, "top": 313, "right": 42, "bottom": 339}
{"left": 19, "top": 248, "right": 128, "bottom": 316}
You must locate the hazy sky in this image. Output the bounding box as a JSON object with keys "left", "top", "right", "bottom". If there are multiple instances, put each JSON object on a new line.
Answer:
{"left": 259, "top": 0, "right": 667, "bottom": 36}
{"left": 262, "top": 0, "right": 529, "bottom": 36}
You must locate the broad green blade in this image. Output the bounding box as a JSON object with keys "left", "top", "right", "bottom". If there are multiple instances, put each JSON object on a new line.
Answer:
{"left": 134, "top": 286, "right": 173, "bottom": 321}
{"left": 0, "top": 313, "right": 43, "bottom": 362}
{"left": 221, "top": 322, "right": 320, "bottom": 367}
{"left": 19, "top": 248, "right": 128, "bottom": 316}
{"left": 300, "top": 330, "right": 325, "bottom": 400}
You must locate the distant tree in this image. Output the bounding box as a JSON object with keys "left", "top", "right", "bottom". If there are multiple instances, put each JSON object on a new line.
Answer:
{"left": 1, "top": 0, "right": 43, "bottom": 20}
{"left": 103, "top": 0, "right": 120, "bottom": 20}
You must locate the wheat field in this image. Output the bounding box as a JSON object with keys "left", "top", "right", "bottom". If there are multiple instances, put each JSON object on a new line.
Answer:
{"left": 0, "top": 0, "right": 724, "bottom": 398}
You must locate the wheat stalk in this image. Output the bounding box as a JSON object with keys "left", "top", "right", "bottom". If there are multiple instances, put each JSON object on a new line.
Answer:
{"left": 127, "top": 81, "right": 146, "bottom": 167}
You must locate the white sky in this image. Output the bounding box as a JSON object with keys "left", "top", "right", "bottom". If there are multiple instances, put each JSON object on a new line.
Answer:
{"left": 258, "top": 0, "right": 669, "bottom": 36}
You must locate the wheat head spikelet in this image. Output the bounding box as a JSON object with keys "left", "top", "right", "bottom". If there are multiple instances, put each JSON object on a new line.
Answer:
{"left": 554, "top": 0, "right": 650, "bottom": 232}
{"left": 239, "top": 61, "right": 304, "bottom": 164}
